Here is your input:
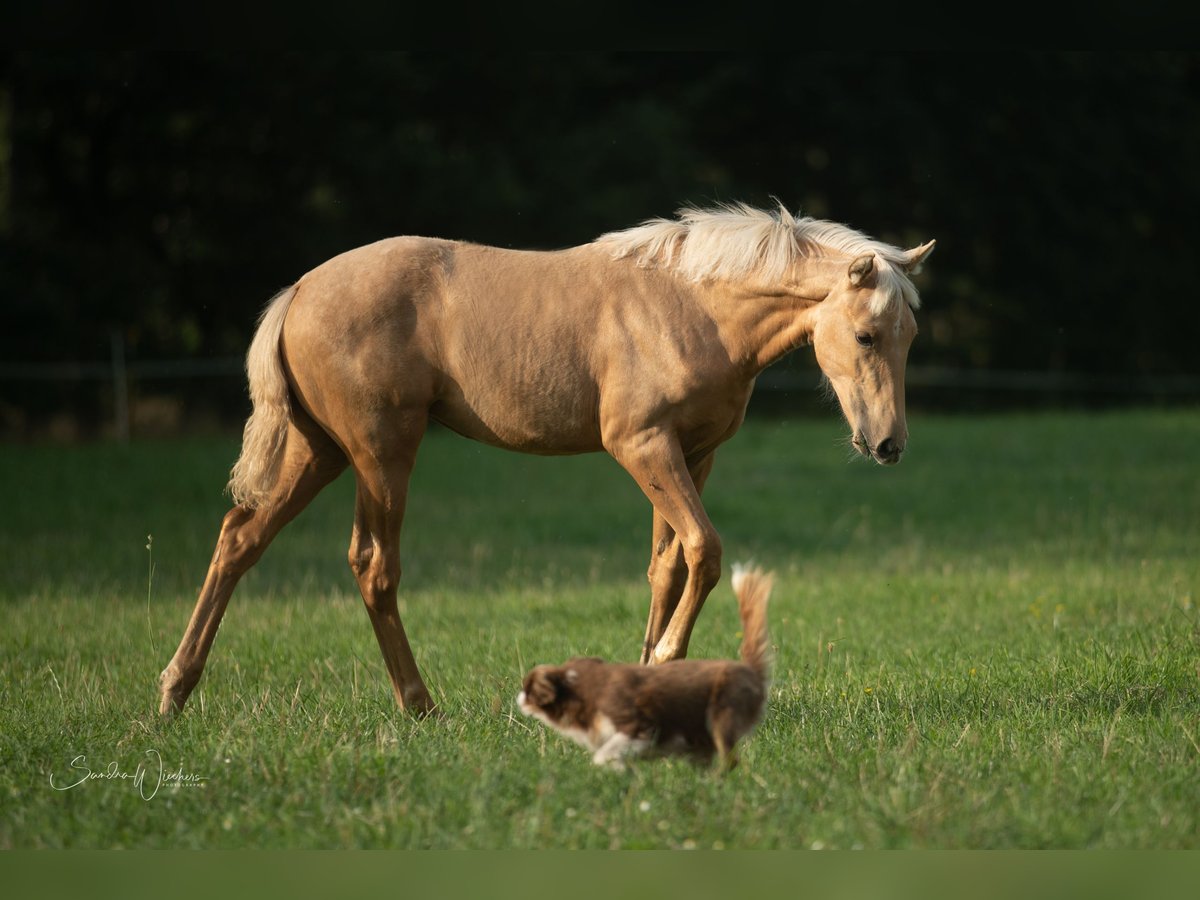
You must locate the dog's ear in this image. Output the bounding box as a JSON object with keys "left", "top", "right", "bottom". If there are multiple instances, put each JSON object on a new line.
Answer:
{"left": 527, "top": 668, "right": 562, "bottom": 707}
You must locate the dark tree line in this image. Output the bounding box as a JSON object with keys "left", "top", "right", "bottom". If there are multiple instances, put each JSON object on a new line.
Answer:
{"left": 2, "top": 52, "right": 1198, "bottom": 429}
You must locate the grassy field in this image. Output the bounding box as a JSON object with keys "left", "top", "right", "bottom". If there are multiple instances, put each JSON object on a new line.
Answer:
{"left": 1, "top": 409, "right": 1198, "bottom": 849}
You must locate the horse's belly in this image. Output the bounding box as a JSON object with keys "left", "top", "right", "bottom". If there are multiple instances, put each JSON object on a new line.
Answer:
{"left": 431, "top": 387, "right": 603, "bottom": 455}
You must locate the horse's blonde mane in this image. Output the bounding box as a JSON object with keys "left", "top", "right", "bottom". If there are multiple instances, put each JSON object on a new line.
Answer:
{"left": 596, "top": 202, "right": 921, "bottom": 314}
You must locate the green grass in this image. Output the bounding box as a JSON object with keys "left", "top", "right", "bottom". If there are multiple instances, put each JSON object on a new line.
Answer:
{"left": 1, "top": 409, "right": 1198, "bottom": 848}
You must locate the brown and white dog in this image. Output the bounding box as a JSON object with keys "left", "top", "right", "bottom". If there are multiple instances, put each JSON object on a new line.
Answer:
{"left": 517, "top": 564, "right": 773, "bottom": 769}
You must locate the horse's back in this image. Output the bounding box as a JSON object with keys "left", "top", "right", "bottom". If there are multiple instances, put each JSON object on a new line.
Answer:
{"left": 293, "top": 235, "right": 453, "bottom": 322}
{"left": 432, "top": 243, "right": 614, "bottom": 451}
{"left": 280, "top": 237, "right": 615, "bottom": 453}
{"left": 288, "top": 236, "right": 606, "bottom": 340}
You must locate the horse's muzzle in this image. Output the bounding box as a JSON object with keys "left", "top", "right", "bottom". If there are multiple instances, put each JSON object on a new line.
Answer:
{"left": 872, "top": 437, "right": 903, "bottom": 466}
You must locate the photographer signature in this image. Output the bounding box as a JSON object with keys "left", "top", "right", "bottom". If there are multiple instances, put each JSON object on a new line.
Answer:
{"left": 49, "top": 749, "right": 206, "bottom": 800}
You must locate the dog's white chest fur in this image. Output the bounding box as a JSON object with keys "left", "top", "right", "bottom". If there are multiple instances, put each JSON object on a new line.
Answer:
{"left": 517, "top": 693, "right": 650, "bottom": 767}
{"left": 518, "top": 691, "right": 615, "bottom": 752}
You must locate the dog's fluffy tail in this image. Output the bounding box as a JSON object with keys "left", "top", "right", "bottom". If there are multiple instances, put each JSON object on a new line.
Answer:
{"left": 731, "top": 562, "right": 773, "bottom": 682}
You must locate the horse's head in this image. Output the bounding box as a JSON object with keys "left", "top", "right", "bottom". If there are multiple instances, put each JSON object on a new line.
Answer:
{"left": 811, "top": 241, "right": 935, "bottom": 465}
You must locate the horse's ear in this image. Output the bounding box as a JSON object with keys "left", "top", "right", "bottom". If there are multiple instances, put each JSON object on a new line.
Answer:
{"left": 902, "top": 240, "right": 936, "bottom": 274}
{"left": 848, "top": 254, "right": 876, "bottom": 287}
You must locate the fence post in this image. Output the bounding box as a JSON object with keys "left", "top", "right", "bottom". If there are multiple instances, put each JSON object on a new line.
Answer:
{"left": 110, "top": 329, "right": 130, "bottom": 443}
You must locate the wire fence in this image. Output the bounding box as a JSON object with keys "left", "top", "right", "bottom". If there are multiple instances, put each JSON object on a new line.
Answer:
{"left": 3, "top": 332, "right": 1199, "bottom": 441}
{"left": 758, "top": 367, "right": 1200, "bottom": 396}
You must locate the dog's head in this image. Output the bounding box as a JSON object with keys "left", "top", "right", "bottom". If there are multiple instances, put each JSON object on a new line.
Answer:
{"left": 516, "top": 657, "right": 604, "bottom": 723}
{"left": 517, "top": 665, "right": 571, "bottom": 717}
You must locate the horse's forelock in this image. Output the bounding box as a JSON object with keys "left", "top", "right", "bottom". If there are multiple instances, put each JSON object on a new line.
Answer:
{"left": 868, "top": 260, "right": 922, "bottom": 317}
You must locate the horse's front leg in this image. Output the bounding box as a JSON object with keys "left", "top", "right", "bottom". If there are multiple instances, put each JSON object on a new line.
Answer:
{"left": 612, "top": 432, "right": 721, "bottom": 665}
{"left": 641, "top": 453, "right": 715, "bottom": 664}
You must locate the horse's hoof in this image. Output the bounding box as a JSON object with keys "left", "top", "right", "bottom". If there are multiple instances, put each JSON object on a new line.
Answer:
{"left": 158, "top": 692, "right": 184, "bottom": 718}
{"left": 403, "top": 689, "right": 441, "bottom": 719}
{"left": 158, "top": 665, "right": 195, "bottom": 718}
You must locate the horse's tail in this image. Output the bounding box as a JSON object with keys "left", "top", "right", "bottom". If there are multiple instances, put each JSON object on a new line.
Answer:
{"left": 732, "top": 563, "right": 773, "bottom": 683}
{"left": 227, "top": 285, "right": 298, "bottom": 508}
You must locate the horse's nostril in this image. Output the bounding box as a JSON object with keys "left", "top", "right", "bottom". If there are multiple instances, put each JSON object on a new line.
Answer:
{"left": 877, "top": 437, "right": 901, "bottom": 460}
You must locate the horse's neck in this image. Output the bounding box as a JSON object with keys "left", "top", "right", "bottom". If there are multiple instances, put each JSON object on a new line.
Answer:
{"left": 698, "top": 256, "right": 842, "bottom": 376}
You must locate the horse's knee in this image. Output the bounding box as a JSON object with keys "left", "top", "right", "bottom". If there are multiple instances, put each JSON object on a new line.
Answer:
{"left": 683, "top": 528, "right": 722, "bottom": 589}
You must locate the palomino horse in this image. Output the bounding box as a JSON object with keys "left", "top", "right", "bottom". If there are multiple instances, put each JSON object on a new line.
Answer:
{"left": 159, "top": 203, "right": 934, "bottom": 717}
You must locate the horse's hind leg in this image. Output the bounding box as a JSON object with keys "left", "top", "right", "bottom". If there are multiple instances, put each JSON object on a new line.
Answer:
{"left": 346, "top": 410, "right": 435, "bottom": 716}
{"left": 158, "top": 414, "right": 347, "bottom": 716}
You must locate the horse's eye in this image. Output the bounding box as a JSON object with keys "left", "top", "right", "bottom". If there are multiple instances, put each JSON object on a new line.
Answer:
{"left": 856, "top": 332, "right": 874, "bottom": 348}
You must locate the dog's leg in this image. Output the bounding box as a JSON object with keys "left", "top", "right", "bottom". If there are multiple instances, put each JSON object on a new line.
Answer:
{"left": 716, "top": 743, "right": 740, "bottom": 772}
{"left": 591, "top": 733, "right": 650, "bottom": 770}
{"left": 710, "top": 710, "right": 746, "bottom": 772}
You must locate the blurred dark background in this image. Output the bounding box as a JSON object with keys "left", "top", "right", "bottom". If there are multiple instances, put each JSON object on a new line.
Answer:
{"left": 2, "top": 51, "right": 1198, "bottom": 439}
